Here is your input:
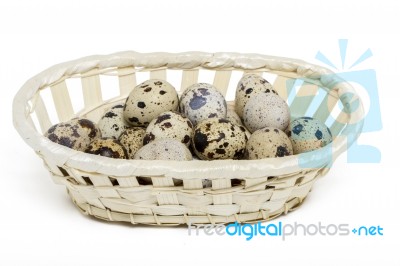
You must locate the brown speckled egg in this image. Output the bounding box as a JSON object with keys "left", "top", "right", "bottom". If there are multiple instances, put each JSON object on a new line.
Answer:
{"left": 124, "top": 79, "right": 179, "bottom": 127}
{"left": 192, "top": 118, "right": 248, "bottom": 160}
{"left": 118, "top": 127, "right": 146, "bottom": 159}
{"left": 98, "top": 104, "right": 131, "bottom": 139}
{"left": 134, "top": 139, "right": 192, "bottom": 160}
{"left": 235, "top": 74, "right": 277, "bottom": 118}
{"left": 45, "top": 118, "right": 101, "bottom": 151}
{"left": 180, "top": 83, "right": 227, "bottom": 125}
{"left": 246, "top": 127, "right": 293, "bottom": 159}
{"left": 286, "top": 117, "right": 333, "bottom": 154}
{"left": 85, "top": 138, "right": 128, "bottom": 159}
{"left": 226, "top": 108, "right": 252, "bottom": 139}
{"left": 144, "top": 111, "right": 193, "bottom": 147}
{"left": 243, "top": 93, "right": 290, "bottom": 133}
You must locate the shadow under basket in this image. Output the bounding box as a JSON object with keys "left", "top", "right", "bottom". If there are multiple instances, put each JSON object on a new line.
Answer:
{"left": 13, "top": 51, "right": 364, "bottom": 226}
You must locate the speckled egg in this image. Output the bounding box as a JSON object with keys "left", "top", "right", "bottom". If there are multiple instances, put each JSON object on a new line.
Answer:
{"left": 144, "top": 111, "right": 193, "bottom": 147}
{"left": 192, "top": 118, "right": 248, "bottom": 160}
{"left": 98, "top": 104, "right": 131, "bottom": 139}
{"left": 134, "top": 139, "right": 193, "bottom": 161}
{"left": 226, "top": 108, "right": 243, "bottom": 126}
{"left": 243, "top": 93, "right": 290, "bottom": 133}
{"left": 118, "top": 127, "right": 146, "bottom": 159}
{"left": 235, "top": 74, "right": 277, "bottom": 118}
{"left": 226, "top": 108, "right": 251, "bottom": 139}
{"left": 45, "top": 118, "right": 101, "bottom": 151}
{"left": 124, "top": 79, "right": 179, "bottom": 127}
{"left": 246, "top": 127, "right": 293, "bottom": 159}
{"left": 286, "top": 117, "right": 333, "bottom": 154}
{"left": 180, "top": 83, "right": 227, "bottom": 125}
{"left": 85, "top": 138, "right": 128, "bottom": 159}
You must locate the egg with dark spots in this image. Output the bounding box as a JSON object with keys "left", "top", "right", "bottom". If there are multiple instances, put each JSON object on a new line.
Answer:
{"left": 235, "top": 74, "right": 277, "bottom": 118}
{"left": 98, "top": 104, "right": 131, "bottom": 139}
{"left": 124, "top": 79, "right": 178, "bottom": 127}
{"left": 118, "top": 127, "right": 146, "bottom": 159}
{"left": 144, "top": 111, "right": 193, "bottom": 147}
{"left": 85, "top": 138, "right": 128, "bottom": 159}
{"left": 246, "top": 127, "right": 293, "bottom": 159}
{"left": 180, "top": 83, "right": 227, "bottom": 125}
{"left": 192, "top": 118, "right": 247, "bottom": 160}
{"left": 286, "top": 117, "right": 333, "bottom": 154}
{"left": 45, "top": 118, "right": 101, "bottom": 151}
{"left": 226, "top": 106, "right": 252, "bottom": 139}
{"left": 243, "top": 93, "right": 290, "bottom": 133}
{"left": 134, "top": 139, "right": 193, "bottom": 161}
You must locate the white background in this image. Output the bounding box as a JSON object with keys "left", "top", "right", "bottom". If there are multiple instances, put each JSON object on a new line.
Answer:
{"left": 1, "top": 0, "right": 399, "bottom": 265}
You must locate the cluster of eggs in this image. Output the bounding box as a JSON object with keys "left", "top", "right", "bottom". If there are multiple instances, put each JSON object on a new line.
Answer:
{"left": 45, "top": 75, "right": 333, "bottom": 162}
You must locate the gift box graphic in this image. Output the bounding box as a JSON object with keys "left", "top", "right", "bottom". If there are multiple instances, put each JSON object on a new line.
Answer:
{"left": 287, "top": 40, "right": 382, "bottom": 167}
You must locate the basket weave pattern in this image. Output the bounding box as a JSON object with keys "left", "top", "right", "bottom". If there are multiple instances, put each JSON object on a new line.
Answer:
{"left": 13, "top": 52, "right": 363, "bottom": 225}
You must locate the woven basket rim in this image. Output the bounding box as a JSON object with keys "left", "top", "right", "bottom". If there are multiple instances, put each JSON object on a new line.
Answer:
{"left": 13, "top": 51, "right": 364, "bottom": 178}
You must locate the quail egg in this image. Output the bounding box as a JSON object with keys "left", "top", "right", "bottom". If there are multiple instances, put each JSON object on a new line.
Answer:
{"left": 246, "top": 127, "right": 293, "bottom": 159}
{"left": 134, "top": 139, "right": 193, "bottom": 160}
{"left": 124, "top": 79, "right": 179, "bottom": 127}
{"left": 85, "top": 138, "right": 128, "bottom": 159}
{"left": 192, "top": 118, "right": 248, "bottom": 160}
{"left": 45, "top": 118, "right": 101, "bottom": 151}
{"left": 243, "top": 93, "right": 290, "bottom": 133}
{"left": 226, "top": 107, "right": 243, "bottom": 126}
{"left": 180, "top": 83, "right": 227, "bottom": 125}
{"left": 118, "top": 127, "right": 146, "bottom": 159}
{"left": 98, "top": 104, "right": 131, "bottom": 139}
{"left": 287, "top": 117, "right": 333, "bottom": 154}
{"left": 235, "top": 74, "right": 277, "bottom": 118}
{"left": 144, "top": 111, "right": 193, "bottom": 147}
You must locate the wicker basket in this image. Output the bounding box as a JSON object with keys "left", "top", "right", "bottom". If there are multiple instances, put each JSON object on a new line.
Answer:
{"left": 13, "top": 52, "right": 364, "bottom": 225}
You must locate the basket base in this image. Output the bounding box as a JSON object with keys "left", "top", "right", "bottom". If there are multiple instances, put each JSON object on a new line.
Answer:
{"left": 67, "top": 188, "right": 308, "bottom": 226}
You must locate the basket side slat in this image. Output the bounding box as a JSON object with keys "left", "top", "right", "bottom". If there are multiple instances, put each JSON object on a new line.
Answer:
{"left": 313, "top": 93, "right": 339, "bottom": 123}
{"left": 180, "top": 70, "right": 199, "bottom": 93}
{"left": 50, "top": 81, "right": 75, "bottom": 122}
{"left": 152, "top": 177, "right": 180, "bottom": 206}
{"left": 34, "top": 94, "right": 52, "bottom": 133}
{"left": 243, "top": 71, "right": 263, "bottom": 76}
{"left": 118, "top": 67, "right": 137, "bottom": 96}
{"left": 85, "top": 174, "right": 114, "bottom": 187}
{"left": 213, "top": 70, "right": 232, "bottom": 97}
{"left": 152, "top": 177, "right": 174, "bottom": 187}
{"left": 212, "top": 179, "right": 232, "bottom": 205}
{"left": 330, "top": 111, "right": 348, "bottom": 136}
{"left": 81, "top": 69, "right": 103, "bottom": 109}
{"left": 69, "top": 168, "right": 93, "bottom": 185}
{"left": 116, "top": 176, "right": 140, "bottom": 187}
{"left": 272, "top": 76, "right": 296, "bottom": 101}
{"left": 76, "top": 187, "right": 106, "bottom": 209}
{"left": 150, "top": 69, "right": 167, "bottom": 80}
{"left": 234, "top": 191, "right": 273, "bottom": 214}
{"left": 156, "top": 193, "right": 180, "bottom": 205}
{"left": 183, "top": 179, "right": 204, "bottom": 190}
{"left": 289, "top": 82, "right": 319, "bottom": 118}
